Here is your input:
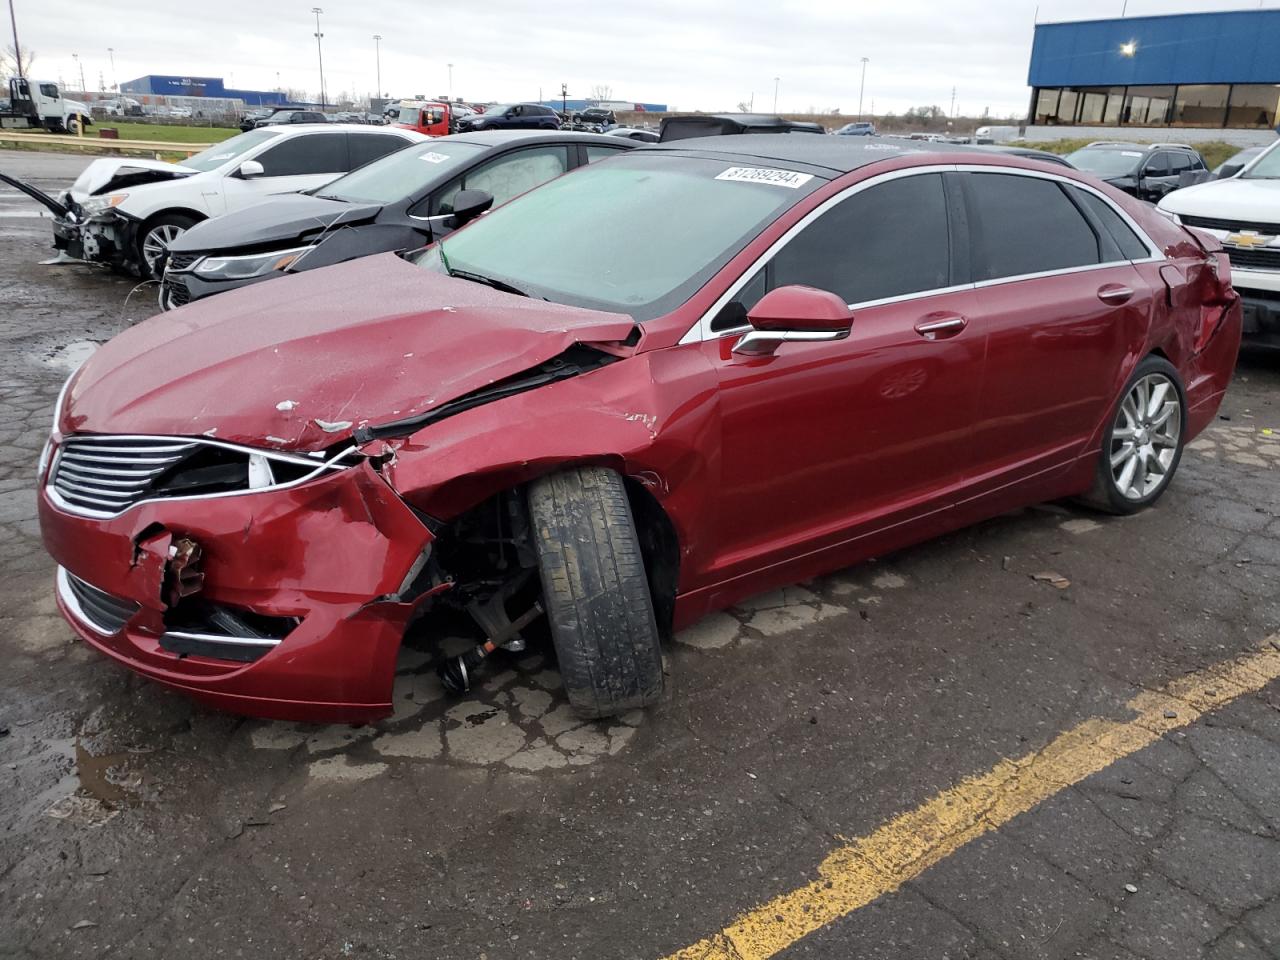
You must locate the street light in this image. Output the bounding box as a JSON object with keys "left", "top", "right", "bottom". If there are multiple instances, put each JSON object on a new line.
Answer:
{"left": 373, "top": 35, "right": 382, "bottom": 102}
{"left": 857, "top": 57, "right": 869, "bottom": 120}
{"left": 6, "top": 0, "right": 24, "bottom": 79}
{"left": 107, "top": 47, "right": 116, "bottom": 91}
{"left": 311, "top": 7, "right": 326, "bottom": 109}
{"left": 447, "top": 62, "right": 453, "bottom": 101}
{"left": 773, "top": 76, "right": 780, "bottom": 113}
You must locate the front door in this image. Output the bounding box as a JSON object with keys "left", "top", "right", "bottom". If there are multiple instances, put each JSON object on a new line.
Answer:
{"left": 703, "top": 171, "right": 986, "bottom": 585}
{"left": 220, "top": 132, "right": 351, "bottom": 213}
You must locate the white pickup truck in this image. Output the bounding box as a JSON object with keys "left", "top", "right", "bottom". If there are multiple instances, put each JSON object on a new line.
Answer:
{"left": 1158, "top": 138, "right": 1280, "bottom": 347}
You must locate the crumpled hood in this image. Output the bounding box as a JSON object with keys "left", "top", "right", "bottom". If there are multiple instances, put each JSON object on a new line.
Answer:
{"left": 168, "top": 193, "right": 382, "bottom": 254}
{"left": 61, "top": 253, "right": 638, "bottom": 451}
{"left": 69, "top": 157, "right": 197, "bottom": 200}
{"left": 1160, "top": 177, "right": 1280, "bottom": 223}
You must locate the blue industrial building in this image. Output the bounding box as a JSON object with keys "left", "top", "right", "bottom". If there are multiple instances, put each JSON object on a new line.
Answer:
{"left": 121, "top": 75, "right": 290, "bottom": 107}
{"left": 1027, "top": 10, "right": 1280, "bottom": 130}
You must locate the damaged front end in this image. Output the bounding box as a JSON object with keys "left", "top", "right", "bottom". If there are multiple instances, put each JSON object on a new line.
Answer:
{"left": 39, "top": 435, "right": 439, "bottom": 722}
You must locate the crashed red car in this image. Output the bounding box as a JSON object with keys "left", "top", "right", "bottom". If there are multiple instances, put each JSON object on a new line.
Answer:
{"left": 38, "top": 137, "right": 1241, "bottom": 723}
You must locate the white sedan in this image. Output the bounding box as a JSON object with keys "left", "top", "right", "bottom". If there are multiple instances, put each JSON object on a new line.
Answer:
{"left": 52, "top": 124, "right": 426, "bottom": 278}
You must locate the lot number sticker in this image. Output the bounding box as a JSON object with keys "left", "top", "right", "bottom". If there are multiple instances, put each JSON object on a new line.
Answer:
{"left": 716, "top": 166, "right": 814, "bottom": 188}
{"left": 419, "top": 152, "right": 452, "bottom": 163}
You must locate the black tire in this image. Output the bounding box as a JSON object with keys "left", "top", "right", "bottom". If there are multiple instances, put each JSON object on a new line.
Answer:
{"left": 136, "top": 213, "right": 197, "bottom": 280}
{"left": 1079, "top": 354, "right": 1187, "bottom": 515}
{"left": 527, "top": 467, "right": 664, "bottom": 719}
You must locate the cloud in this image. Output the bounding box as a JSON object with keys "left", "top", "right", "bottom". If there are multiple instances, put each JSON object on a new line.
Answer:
{"left": 15, "top": 0, "right": 1259, "bottom": 116}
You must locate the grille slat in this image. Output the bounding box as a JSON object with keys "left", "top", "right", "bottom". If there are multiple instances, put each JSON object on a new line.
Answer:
{"left": 62, "top": 451, "right": 190, "bottom": 466}
{"left": 62, "top": 570, "right": 140, "bottom": 634}
{"left": 50, "top": 436, "right": 200, "bottom": 515}
{"left": 52, "top": 471, "right": 155, "bottom": 489}
{"left": 166, "top": 253, "right": 199, "bottom": 272}
{"left": 54, "top": 478, "right": 141, "bottom": 501}
{"left": 1182, "top": 214, "right": 1280, "bottom": 234}
{"left": 57, "top": 462, "right": 173, "bottom": 479}
{"left": 1226, "top": 248, "right": 1280, "bottom": 271}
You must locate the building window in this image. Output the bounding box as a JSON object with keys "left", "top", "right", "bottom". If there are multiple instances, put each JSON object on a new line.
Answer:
{"left": 1225, "top": 84, "right": 1280, "bottom": 129}
{"left": 1170, "top": 85, "right": 1228, "bottom": 127}
{"left": 1034, "top": 88, "right": 1060, "bottom": 124}
{"left": 1077, "top": 87, "right": 1124, "bottom": 124}
{"left": 1055, "top": 88, "right": 1080, "bottom": 124}
{"left": 1121, "top": 86, "right": 1175, "bottom": 126}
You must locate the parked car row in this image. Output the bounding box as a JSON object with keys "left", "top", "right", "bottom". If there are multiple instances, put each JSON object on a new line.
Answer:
{"left": 29, "top": 123, "right": 1243, "bottom": 729}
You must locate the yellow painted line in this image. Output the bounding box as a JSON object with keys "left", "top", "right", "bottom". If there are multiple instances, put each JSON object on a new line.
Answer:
{"left": 663, "top": 640, "right": 1280, "bottom": 960}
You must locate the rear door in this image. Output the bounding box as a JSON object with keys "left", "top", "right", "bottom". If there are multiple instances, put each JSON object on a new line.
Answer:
{"left": 221, "top": 132, "right": 351, "bottom": 211}
{"left": 957, "top": 169, "right": 1154, "bottom": 502}
{"left": 704, "top": 171, "right": 986, "bottom": 583}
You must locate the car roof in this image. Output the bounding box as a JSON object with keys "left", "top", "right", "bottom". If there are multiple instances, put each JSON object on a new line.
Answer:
{"left": 275, "top": 123, "right": 425, "bottom": 137}
{"left": 448, "top": 129, "right": 636, "bottom": 147}
{"left": 645, "top": 134, "right": 996, "bottom": 176}
{"left": 1081, "top": 141, "right": 1198, "bottom": 153}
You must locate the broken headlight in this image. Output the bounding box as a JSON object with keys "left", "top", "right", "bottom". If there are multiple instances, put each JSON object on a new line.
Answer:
{"left": 79, "top": 193, "right": 129, "bottom": 217}
{"left": 192, "top": 246, "right": 312, "bottom": 281}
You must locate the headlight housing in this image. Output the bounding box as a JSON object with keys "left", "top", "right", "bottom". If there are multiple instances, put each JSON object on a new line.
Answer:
{"left": 79, "top": 193, "right": 129, "bottom": 217}
{"left": 192, "top": 246, "right": 313, "bottom": 281}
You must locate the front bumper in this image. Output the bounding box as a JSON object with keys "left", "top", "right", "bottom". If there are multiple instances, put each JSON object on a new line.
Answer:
{"left": 39, "top": 458, "right": 435, "bottom": 722}
{"left": 1231, "top": 269, "right": 1280, "bottom": 348}
{"left": 52, "top": 210, "right": 134, "bottom": 270}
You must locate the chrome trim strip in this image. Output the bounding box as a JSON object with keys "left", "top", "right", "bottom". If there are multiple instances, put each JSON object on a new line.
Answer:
{"left": 162, "top": 629, "right": 282, "bottom": 648}
{"left": 680, "top": 162, "right": 1165, "bottom": 345}
{"left": 56, "top": 566, "right": 123, "bottom": 636}
{"left": 46, "top": 436, "right": 360, "bottom": 520}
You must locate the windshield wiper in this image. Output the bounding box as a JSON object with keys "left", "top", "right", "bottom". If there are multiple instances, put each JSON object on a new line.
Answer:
{"left": 446, "top": 266, "right": 533, "bottom": 299}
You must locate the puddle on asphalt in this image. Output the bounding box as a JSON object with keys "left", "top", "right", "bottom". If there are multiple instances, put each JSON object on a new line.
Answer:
{"left": 44, "top": 339, "right": 100, "bottom": 372}
{"left": 75, "top": 742, "right": 143, "bottom": 805}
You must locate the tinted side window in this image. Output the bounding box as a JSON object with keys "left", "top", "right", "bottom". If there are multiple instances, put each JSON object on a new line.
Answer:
{"left": 1144, "top": 153, "right": 1172, "bottom": 176}
{"left": 432, "top": 146, "right": 569, "bottom": 213}
{"left": 1071, "top": 187, "right": 1151, "bottom": 260}
{"left": 966, "top": 173, "right": 1100, "bottom": 281}
{"left": 255, "top": 133, "right": 349, "bottom": 176}
{"left": 770, "top": 173, "right": 951, "bottom": 305}
{"left": 1167, "top": 152, "right": 1195, "bottom": 174}
{"left": 349, "top": 133, "right": 407, "bottom": 168}
{"left": 585, "top": 144, "right": 628, "bottom": 163}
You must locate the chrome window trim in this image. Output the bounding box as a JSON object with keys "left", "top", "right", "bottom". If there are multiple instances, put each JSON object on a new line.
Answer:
{"left": 46, "top": 434, "right": 359, "bottom": 520}
{"left": 680, "top": 162, "right": 1166, "bottom": 345}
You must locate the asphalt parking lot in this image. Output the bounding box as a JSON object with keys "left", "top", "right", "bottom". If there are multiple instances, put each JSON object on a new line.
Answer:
{"left": 3, "top": 149, "right": 1280, "bottom": 960}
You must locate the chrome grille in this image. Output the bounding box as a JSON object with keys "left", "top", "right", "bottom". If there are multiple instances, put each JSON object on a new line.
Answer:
{"left": 1226, "top": 247, "right": 1280, "bottom": 272}
{"left": 1182, "top": 214, "right": 1280, "bottom": 235}
{"left": 52, "top": 436, "right": 197, "bottom": 515}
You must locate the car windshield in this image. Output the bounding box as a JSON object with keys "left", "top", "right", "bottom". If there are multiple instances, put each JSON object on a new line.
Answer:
{"left": 1241, "top": 142, "right": 1280, "bottom": 179}
{"left": 182, "top": 129, "right": 281, "bottom": 171}
{"left": 416, "top": 153, "right": 821, "bottom": 322}
{"left": 316, "top": 141, "right": 488, "bottom": 204}
{"left": 1064, "top": 147, "right": 1143, "bottom": 178}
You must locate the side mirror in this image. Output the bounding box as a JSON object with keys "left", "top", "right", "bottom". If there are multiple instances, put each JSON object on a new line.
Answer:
{"left": 237, "top": 159, "right": 265, "bottom": 179}
{"left": 450, "top": 189, "right": 494, "bottom": 226}
{"left": 733, "top": 285, "right": 853, "bottom": 357}
{"left": 1217, "top": 163, "right": 1244, "bottom": 179}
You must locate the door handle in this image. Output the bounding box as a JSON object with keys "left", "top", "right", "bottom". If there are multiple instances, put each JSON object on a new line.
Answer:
{"left": 1097, "top": 284, "right": 1134, "bottom": 305}
{"left": 913, "top": 313, "right": 967, "bottom": 340}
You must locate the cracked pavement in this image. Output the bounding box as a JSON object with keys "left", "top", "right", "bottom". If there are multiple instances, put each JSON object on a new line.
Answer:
{"left": 2, "top": 150, "right": 1280, "bottom": 959}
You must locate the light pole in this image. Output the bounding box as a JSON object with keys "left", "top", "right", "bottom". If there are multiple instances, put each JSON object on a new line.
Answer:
{"left": 72, "top": 52, "right": 85, "bottom": 93}
{"left": 7, "top": 0, "right": 23, "bottom": 80}
{"left": 857, "top": 57, "right": 869, "bottom": 120}
{"left": 107, "top": 47, "right": 116, "bottom": 91}
{"left": 447, "top": 62, "right": 453, "bottom": 101}
{"left": 311, "top": 7, "right": 326, "bottom": 109}
{"left": 773, "top": 76, "right": 780, "bottom": 113}
{"left": 372, "top": 35, "right": 382, "bottom": 101}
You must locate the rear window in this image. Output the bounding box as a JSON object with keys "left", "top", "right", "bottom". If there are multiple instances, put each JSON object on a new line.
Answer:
{"left": 966, "top": 173, "right": 1100, "bottom": 281}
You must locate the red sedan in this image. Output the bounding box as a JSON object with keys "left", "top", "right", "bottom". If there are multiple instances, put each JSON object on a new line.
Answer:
{"left": 38, "top": 137, "right": 1241, "bottom": 723}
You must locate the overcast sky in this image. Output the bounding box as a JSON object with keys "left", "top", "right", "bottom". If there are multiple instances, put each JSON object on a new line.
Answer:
{"left": 11, "top": 0, "right": 1269, "bottom": 116}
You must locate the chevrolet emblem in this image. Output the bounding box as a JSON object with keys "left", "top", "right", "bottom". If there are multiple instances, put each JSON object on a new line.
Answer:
{"left": 1224, "top": 231, "right": 1273, "bottom": 249}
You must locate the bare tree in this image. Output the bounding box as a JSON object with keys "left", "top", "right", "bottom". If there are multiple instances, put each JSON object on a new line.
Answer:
{"left": 736, "top": 99, "right": 753, "bottom": 112}
{"left": 1, "top": 44, "right": 37, "bottom": 78}
{"left": 589, "top": 84, "right": 612, "bottom": 103}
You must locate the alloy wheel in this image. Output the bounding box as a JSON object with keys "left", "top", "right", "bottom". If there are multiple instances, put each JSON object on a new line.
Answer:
{"left": 141, "top": 224, "right": 186, "bottom": 274}
{"left": 1109, "top": 373, "right": 1181, "bottom": 501}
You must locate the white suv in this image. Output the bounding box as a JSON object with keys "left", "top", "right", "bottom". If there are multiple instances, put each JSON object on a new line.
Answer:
{"left": 52, "top": 124, "right": 425, "bottom": 278}
{"left": 1158, "top": 139, "right": 1280, "bottom": 347}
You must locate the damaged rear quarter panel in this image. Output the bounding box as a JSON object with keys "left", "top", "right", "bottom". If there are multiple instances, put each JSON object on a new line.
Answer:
{"left": 382, "top": 346, "right": 723, "bottom": 583}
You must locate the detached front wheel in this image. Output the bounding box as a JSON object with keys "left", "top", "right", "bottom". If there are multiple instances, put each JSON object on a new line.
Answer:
{"left": 528, "top": 467, "right": 664, "bottom": 719}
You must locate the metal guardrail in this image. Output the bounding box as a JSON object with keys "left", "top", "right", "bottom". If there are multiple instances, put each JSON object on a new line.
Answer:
{"left": 0, "top": 131, "right": 205, "bottom": 157}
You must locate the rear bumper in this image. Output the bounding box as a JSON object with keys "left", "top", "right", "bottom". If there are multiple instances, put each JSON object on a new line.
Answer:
{"left": 39, "top": 459, "right": 434, "bottom": 723}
